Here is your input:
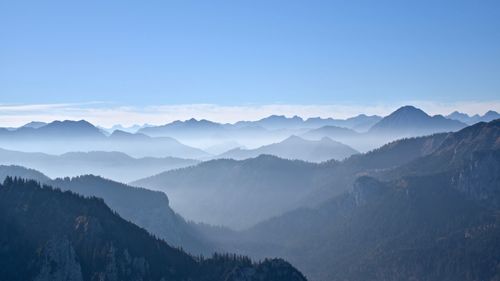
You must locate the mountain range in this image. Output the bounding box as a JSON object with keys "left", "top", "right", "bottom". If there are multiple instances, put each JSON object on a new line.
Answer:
{"left": 0, "top": 148, "right": 198, "bottom": 183}
{"left": 447, "top": 110, "right": 500, "bottom": 125}
{"left": 0, "top": 106, "right": 483, "bottom": 157}
{"left": 0, "top": 165, "right": 209, "bottom": 254}
{"left": 0, "top": 120, "right": 208, "bottom": 158}
{"left": 132, "top": 155, "right": 322, "bottom": 229}
{"left": 300, "top": 105, "right": 468, "bottom": 151}
{"left": 215, "top": 119, "right": 500, "bottom": 281}
{"left": 1, "top": 114, "right": 499, "bottom": 281}
{"left": 0, "top": 177, "right": 307, "bottom": 281}
{"left": 132, "top": 130, "right": 450, "bottom": 229}
{"left": 216, "top": 135, "right": 358, "bottom": 162}
{"left": 232, "top": 114, "right": 382, "bottom": 132}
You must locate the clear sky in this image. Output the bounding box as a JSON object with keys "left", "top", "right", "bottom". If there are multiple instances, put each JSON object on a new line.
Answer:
{"left": 1, "top": 0, "right": 499, "bottom": 125}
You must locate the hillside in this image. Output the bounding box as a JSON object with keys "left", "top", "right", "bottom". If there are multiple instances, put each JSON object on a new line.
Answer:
{"left": 0, "top": 166, "right": 209, "bottom": 254}
{"left": 0, "top": 148, "right": 198, "bottom": 183}
{"left": 228, "top": 119, "right": 500, "bottom": 281}
{"left": 133, "top": 133, "right": 447, "bottom": 229}
{"left": 216, "top": 135, "right": 359, "bottom": 162}
{"left": 133, "top": 155, "right": 322, "bottom": 229}
{"left": 0, "top": 177, "right": 307, "bottom": 281}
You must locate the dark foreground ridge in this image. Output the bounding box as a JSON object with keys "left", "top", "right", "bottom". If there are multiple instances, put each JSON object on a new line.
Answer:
{"left": 0, "top": 177, "right": 307, "bottom": 281}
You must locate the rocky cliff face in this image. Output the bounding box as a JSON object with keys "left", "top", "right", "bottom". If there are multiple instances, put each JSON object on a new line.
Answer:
{"left": 452, "top": 150, "right": 500, "bottom": 206}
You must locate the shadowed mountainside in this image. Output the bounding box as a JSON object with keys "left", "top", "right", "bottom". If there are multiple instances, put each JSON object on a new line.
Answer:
{"left": 0, "top": 177, "right": 307, "bottom": 281}
{"left": 133, "top": 132, "right": 449, "bottom": 229}
{"left": 224, "top": 119, "right": 500, "bottom": 281}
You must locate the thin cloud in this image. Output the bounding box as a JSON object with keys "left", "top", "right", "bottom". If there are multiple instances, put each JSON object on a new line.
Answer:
{"left": 0, "top": 101, "right": 498, "bottom": 127}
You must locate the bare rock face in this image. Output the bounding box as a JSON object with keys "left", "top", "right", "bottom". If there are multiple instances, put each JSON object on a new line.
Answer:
{"left": 452, "top": 150, "right": 500, "bottom": 206}
{"left": 351, "top": 176, "right": 387, "bottom": 207}
{"left": 35, "top": 237, "right": 83, "bottom": 281}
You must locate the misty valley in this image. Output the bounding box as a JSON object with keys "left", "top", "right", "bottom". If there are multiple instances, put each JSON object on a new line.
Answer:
{"left": 1, "top": 106, "right": 500, "bottom": 281}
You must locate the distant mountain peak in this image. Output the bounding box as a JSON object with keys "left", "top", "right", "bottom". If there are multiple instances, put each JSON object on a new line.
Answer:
{"left": 369, "top": 105, "right": 466, "bottom": 134}
{"left": 447, "top": 110, "right": 500, "bottom": 125}
{"left": 261, "top": 115, "right": 304, "bottom": 122}
{"left": 484, "top": 110, "right": 499, "bottom": 117}
{"left": 391, "top": 105, "right": 429, "bottom": 117}
{"left": 282, "top": 135, "right": 305, "bottom": 142}
{"left": 21, "top": 121, "right": 47, "bottom": 129}
{"left": 45, "top": 119, "right": 96, "bottom": 128}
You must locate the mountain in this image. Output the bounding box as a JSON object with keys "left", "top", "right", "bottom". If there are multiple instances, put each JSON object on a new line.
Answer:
{"left": 234, "top": 115, "right": 305, "bottom": 130}
{"left": 137, "top": 119, "right": 274, "bottom": 151}
{"left": 132, "top": 132, "right": 444, "bottom": 230}
{"left": 35, "top": 120, "right": 105, "bottom": 138}
{"left": 0, "top": 166, "right": 209, "bottom": 253}
{"left": 204, "top": 140, "right": 242, "bottom": 155}
{"left": 137, "top": 115, "right": 383, "bottom": 151}
{"left": 0, "top": 165, "right": 51, "bottom": 183}
{"left": 301, "top": 107, "right": 464, "bottom": 152}
{"left": 304, "top": 114, "right": 382, "bottom": 132}
{"left": 234, "top": 114, "right": 382, "bottom": 132}
{"left": 104, "top": 130, "right": 209, "bottom": 158}
{"left": 301, "top": 125, "right": 360, "bottom": 140}
{"left": 21, "top": 121, "right": 48, "bottom": 129}
{"left": 227, "top": 120, "right": 500, "bottom": 281}
{"left": 217, "top": 135, "right": 359, "bottom": 162}
{"left": 0, "top": 177, "right": 307, "bottom": 281}
{"left": 447, "top": 110, "right": 500, "bottom": 125}
{"left": 105, "top": 124, "right": 147, "bottom": 134}
{"left": 383, "top": 119, "right": 500, "bottom": 181}
{"left": 132, "top": 155, "right": 323, "bottom": 229}
{"left": 51, "top": 175, "right": 211, "bottom": 254}
{"left": 0, "top": 120, "right": 104, "bottom": 140}
{"left": 483, "top": 110, "right": 500, "bottom": 122}
{"left": 446, "top": 111, "right": 474, "bottom": 124}
{"left": 369, "top": 105, "right": 467, "bottom": 135}
{"left": 139, "top": 118, "right": 226, "bottom": 137}
{"left": 0, "top": 148, "right": 198, "bottom": 183}
{"left": 0, "top": 120, "right": 209, "bottom": 158}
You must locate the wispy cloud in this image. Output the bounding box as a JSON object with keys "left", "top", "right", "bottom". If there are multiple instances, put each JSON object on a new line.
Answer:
{"left": 0, "top": 101, "right": 498, "bottom": 127}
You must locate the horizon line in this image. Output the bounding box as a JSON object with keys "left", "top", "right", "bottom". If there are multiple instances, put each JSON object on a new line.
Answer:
{"left": 0, "top": 101, "right": 499, "bottom": 127}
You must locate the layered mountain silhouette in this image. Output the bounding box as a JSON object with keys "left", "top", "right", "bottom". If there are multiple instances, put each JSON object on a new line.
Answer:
{"left": 0, "top": 148, "right": 198, "bottom": 183}
{"left": 304, "top": 114, "right": 382, "bottom": 132}
{"left": 1, "top": 110, "right": 498, "bottom": 281}
{"left": 301, "top": 125, "right": 360, "bottom": 140}
{"left": 0, "top": 120, "right": 208, "bottom": 158}
{"left": 133, "top": 132, "right": 448, "bottom": 229}
{"left": 233, "top": 114, "right": 382, "bottom": 131}
{"left": 132, "top": 155, "right": 323, "bottom": 229}
{"left": 222, "top": 119, "right": 500, "bottom": 281}
{"left": 216, "top": 135, "right": 358, "bottom": 162}
{"left": 139, "top": 118, "right": 227, "bottom": 137}
{"left": 233, "top": 115, "right": 305, "bottom": 130}
{"left": 298, "top": 106, "right": 467, "bottom": 152}
{"left": 0, "top": 166, "right": 209, "bottom": 253}
{"left": 0, "top": 177, "right": 307, "bottom": 281}
{"left": 447, "top": 110, "right": 500, "bottom": 125}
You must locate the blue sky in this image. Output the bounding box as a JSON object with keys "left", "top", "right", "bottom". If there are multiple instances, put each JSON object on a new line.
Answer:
{"left": 0, "top": 0, "right": 499, "bottom": 125}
